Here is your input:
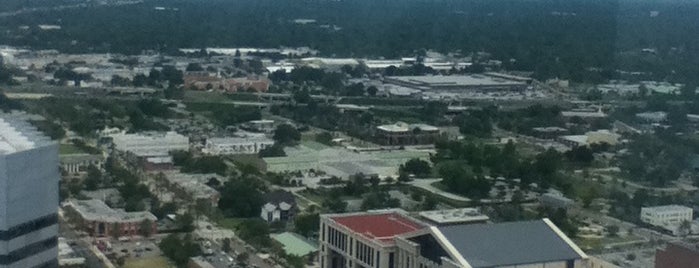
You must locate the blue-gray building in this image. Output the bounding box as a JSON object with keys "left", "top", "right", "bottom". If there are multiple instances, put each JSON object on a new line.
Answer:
{"left": 0, "top": 115, "right": 59, "bottom": 268}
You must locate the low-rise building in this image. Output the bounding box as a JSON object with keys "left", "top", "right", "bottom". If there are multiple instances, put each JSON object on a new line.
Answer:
{"left": 319, "top": 210, "right": 589, "bottom": 268}
{"left": 558, "top": 130, "right": 620, "bottom": 148}
{"left": 376, "top": 122, "right": 440, "bottom": 146}
{"left": 243, "top": 119, "right": 276, "bottom": 133}
{"left": 184, "top": 73, "right": 270, "bottom": 92}
{"left": 384, "top": 74, "right": 528, "bottom": 92}
{"left": 63, "top": 199, "right": 157, "bottom": 238}
{"left": 60, "top": 153, "right": 104, "bottom": 177}
{"left": 164, "top": 172, "right": 221, "bottom": 207}
{"left": 540, "top": 192, "right": 575, "bottom": 211}
{"left": 109, "top": 131, "right": 189, "bottom": 158}
{"left": 655, "top": 242, "right": 699, "bottom": 268}
{"left": 260, "top": 190, "right": 297, "bottom": 223}
{"left": 641, "top": 205, "right": 693, "bottom": 235}
{"left": 418, "top": 208, "right": 489, "bottom": 226}
{"left": 203, "top": 133, "right": 274, "bottom": 155}
{"left": 58, "top": 237, "right": 86, "bottom": 267}
{"left": 636, "top": 111, "right": 668, "bottom": 123}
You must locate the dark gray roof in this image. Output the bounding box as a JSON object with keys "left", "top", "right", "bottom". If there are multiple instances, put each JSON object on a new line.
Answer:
{"left": 437, "top": 220, "right": 583, "bottom": 267}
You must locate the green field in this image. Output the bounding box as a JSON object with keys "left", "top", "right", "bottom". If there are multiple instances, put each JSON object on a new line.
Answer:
{"left": 124, "top": 256, "right": 171, "bottom": 268}
{"left": 59, "top": 144, "right": 85, "bottom": 155}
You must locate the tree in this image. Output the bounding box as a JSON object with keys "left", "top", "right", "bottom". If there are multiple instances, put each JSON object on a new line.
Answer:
{"left": 322, "top": 195, "right": 347, "bottom": 213}
{"left": 186, "top": 63, "right": 204, "bottom": 72}
{"left": 679, "top": 220, "right": 692, "bottom": 236}
{"left": 294, "top": 213, "right": 320, "bottom": 237}
{"left": 237, "top": 219, "right": 272, "bottom": 247}
{"left": 110, "top": 222, "right": 121, "bottom": 239}
{"left": 273, "top": 124, "right": 301, "bottom": 146}
{"left": 159, "top": 234, "right": 201, "bottom": 266}
{"left": 222, "top": 238, "right": 231, "bottom": 252}
{"left": 606, "top": 225, "right": 619, "bottom": 237}
{"left": 360, "top": 191, "right": 400, "bottom": 210}
{"left": 176, "top": 212, "right": 195, "bottom": 232}
{"left": 218, "top": 178, "right": 265, "bottom": 217}
{"left": 367, "top": 86, "right": 378, "bottom": 96}
{"left": 315, "top": 132, "right": 334, "bottom": 145}
{"left": 140, "top": 219, "right": 153, "bottom": 237}
{"left": 84, "top": 164, "right": 102, "bottom": 190}
{"left": 400, "top": 158, "right": 431, "bottom": 177}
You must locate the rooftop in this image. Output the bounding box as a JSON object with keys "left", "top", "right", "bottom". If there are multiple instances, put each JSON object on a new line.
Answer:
{"left": 418, "top": 208, "right": 489, "bottom": 224}
{"left": 65, "top": 199, "right": 157, "bottom": 223}
{"left": 376, "top": 122, "right": 439, "bottom": 133}
{"left": 330, "top": 212, "right": 425, "bottom": 243}
{"left": 437, "top": 219, "right": 585, "bottom": 267}
{"left": 385, "top": 74, "right": 526, "bottom": 89}
{"left": 642, "top": 205, "right": 692, "bottom": 213}
{"left": 0, "top": 115, "right": 53, "bottom": 154}
{"left": 270, "top": 232, "right": 318, "bottom": 257}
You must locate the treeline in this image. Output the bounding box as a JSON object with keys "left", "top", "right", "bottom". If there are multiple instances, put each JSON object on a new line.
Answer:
{"left": 3, "top": 0, "right": 699, "bottom": 82}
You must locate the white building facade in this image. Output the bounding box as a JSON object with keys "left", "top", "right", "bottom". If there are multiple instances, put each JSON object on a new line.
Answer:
{"left": 203, "top": 135, "right": 274, "bottom": 155}
{"left": 110, "top": 131, "right": 189, "bottom": 157}
{"left": 0, "top": 116, "right": 60, "bottom": 268}
{"left": 641, "top": 205, "right": 693, "bottom": 235}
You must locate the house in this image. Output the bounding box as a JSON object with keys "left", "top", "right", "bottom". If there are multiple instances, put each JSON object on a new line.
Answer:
{"left": 260, "top": 190, "right": 297, "bottom": 223}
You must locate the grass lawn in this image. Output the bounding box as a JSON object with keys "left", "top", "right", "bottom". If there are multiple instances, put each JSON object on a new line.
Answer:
{"left": 217, "top": 217, "right": 244, "bottom": 230}
{"left": 123, "top": 256, "right": 171, "bottom": 268}
{"left": 59, "top": 144, "right": 85, "bottom": 155}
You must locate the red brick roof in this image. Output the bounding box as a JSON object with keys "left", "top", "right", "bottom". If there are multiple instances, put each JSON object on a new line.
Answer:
{"left": 331, "top": 213, "right": 425, "bottom": 243}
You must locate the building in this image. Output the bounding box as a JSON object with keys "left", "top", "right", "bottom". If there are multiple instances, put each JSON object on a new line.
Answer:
{"left": 558, "top": 130, "right": 620, "bottom": 148}
{"left": 636, "top": 111, "right": 668, "bottom": 123}
{"left": 0, "top": 115, "right": 60, "bottom": 268}
{"left": 376, "top": 122, "right": 440, "bottom": 146}
{"left": 163, "top": 172, "right": 221, "bottom": 207}
{"left": 561, "top": 108, "right": 607, "bottom": 119}
{"left": 260, "top": 190, "right": 297, "bottom": 223}
{"left": 540, "top": 192, "right": 575, "bottom": 211}
{"left": 384, "top": 74, "right": 528, "bottom": 92}
{"left": 184, "top": 73, "right": 270, "bottom": 92}
{"left": 243, "top": 119, "right": 276, "bottom": 133}
{"left": 63, "top": 199, "right": 157, "bottom": 238}
{"left": 319, "top": 210, "right": 589, "bottom": 268}
{"left": 655, "top": 242, "right": 699, "bottom": 268}
{"left": 203, "top": 133, "right": 274, "bottom": 155}
{"left": 418, "top": 208, "right": 489, "bottom": 226}
{"left": 59, "top": 153, "right": 104, "bottom": 177}
{"left": 531, "top": 127, "right": 568, "bottom": 139}
{"left": 641, "top": 205, "right": 693, "bottom": 235}
{"left": 110, "top": 131, "right": 189, "bottom": 158}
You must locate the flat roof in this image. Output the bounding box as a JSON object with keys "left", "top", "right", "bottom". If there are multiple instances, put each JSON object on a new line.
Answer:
{"left": 0, "top": 115, "right": 53, "bottom": 154}
{"left": 642, "top": 205, "right": 692, "bottom": 213}
{"left": 419, "top": 208, "right": 489, "bottom": 224}
{"left": 66, "top": 199, "right": 157, "bottom": 223}
{"left": 331, "top": 212, "right": 425, "bottom": 243}
{"left": 270, "top": 232, "right": 318, "bottom": 257}
{"left": 386, "top": 75, "right": 526, "bottom": 88}
{"left": 437, "top": 220, "right": 584, "bottom": 267}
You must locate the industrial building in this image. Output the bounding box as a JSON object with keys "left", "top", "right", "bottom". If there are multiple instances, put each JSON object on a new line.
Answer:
{"left": 0, "top": 115, "right": 60, "bottom": 268}
{"left": 319, "top": 210, "right": 588, "bottom": 268}
{"left": 383, "top": 74, "right": 529, "bottom": 93}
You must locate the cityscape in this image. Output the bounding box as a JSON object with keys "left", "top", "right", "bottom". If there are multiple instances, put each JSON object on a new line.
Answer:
{"left": 2, "top": 0, "right": 699, "bottom": 268}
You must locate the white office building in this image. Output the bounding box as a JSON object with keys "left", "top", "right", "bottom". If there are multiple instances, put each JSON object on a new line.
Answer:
{"left": 110, "top": 131, "right": 189, "bottom": 157}
{"left": 641, "top": 205, "right": 693, "bottom": 235}
{"left": 0, "top": 115, "right": 60, "bottom": 268}
{"left": 203, "top": 133, "right": 274, "bottom": 155}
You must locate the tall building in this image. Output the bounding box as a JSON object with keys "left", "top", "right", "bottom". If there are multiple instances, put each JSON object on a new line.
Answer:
{"left": 319, "top": 210, "right": 588, "bottom": 268}
{"left": 0, "top": 116, "right": 60, "bottom": 268}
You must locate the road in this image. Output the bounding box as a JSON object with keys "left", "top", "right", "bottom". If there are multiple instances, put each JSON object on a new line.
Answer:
{"left": 59, "top": 215, "right": 108, "bottom": 268}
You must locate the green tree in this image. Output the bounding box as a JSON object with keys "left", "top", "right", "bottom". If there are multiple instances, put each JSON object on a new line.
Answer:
{"left": 84, "top": 164, "right": 102, "bottom": 190}
{"left": 294, "top": 213, "right": 320, "bottom": 237}
{"left": 322, "top": 195, "right": 347, "bottom": 213}
{"left": 218, "top": 178, "right": 265, "bottom": 217}
{"left": 400, "top": 158, "right": 431, "bottom": 177}
{"left": 176, "top": 212, "right": 195, "bottom": 232}
{"left": 140, "top": 219, "right": 153, "bottom": 237}
{"left": 273, "top": 124, "right": 301, "bottom": 146}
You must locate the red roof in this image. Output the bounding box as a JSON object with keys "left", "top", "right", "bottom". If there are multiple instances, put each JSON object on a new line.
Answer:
{"left": 331, "top": 213, "right": 425, "bottom": 243}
